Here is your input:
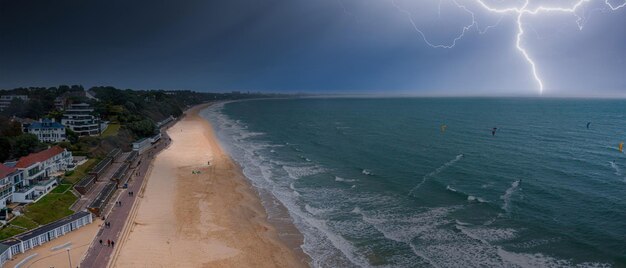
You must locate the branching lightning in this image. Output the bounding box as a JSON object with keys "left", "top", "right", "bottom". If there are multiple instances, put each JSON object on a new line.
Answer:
{"left": 389, "top": 0, "right": 626, "bottom": 94}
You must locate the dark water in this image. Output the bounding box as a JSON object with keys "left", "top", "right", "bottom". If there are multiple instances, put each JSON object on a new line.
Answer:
{"left": 201, "top": 98, "right": 626, "bottom": 267}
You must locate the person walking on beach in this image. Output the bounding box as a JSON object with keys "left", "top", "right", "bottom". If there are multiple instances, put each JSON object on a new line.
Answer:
{"left": 99, "top": 239, "right": 102, "bottom": 245}
{"left": 107, "top": 240, "right": 111, "bottom": 247}
{"left": 111, "top": 241, "right": 115, "bottom": 247}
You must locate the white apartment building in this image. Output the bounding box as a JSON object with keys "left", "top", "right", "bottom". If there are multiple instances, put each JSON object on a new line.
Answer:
{"left": 26, "top": 119, "right": 66, "bottom": 143}
{"left": 61, "top": 103, "right": 101, "bottom": 136}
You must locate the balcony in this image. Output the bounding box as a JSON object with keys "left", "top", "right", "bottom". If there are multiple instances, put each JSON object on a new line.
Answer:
{"left": 13, "top": 178, "right": 57, "bottom": 203}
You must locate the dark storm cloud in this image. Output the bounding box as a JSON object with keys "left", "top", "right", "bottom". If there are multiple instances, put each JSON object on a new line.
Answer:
{"left": 1, "top": 0, "right": 625, "bottom": 95}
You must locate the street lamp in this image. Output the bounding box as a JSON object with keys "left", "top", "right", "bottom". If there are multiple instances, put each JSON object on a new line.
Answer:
{"left": 66, "top": 248, "right": 72, "bottom": 268}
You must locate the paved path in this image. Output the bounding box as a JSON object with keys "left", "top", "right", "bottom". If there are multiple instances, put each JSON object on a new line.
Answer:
{"left": 80, "top": 125, "right": 174, "bottom": 268}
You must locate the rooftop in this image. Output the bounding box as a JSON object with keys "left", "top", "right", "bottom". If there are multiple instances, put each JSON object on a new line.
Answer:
{"left": 0, "top": 211, "right": 90, "bottom": 246}
{"left": 27, "top": 119, "right": 65, "bottom": 130}
{"left": 15, "top": 146, "right": 66, "bottom": 168}
{"left": 0, "top": 163, "right": 17, "bottom": 178}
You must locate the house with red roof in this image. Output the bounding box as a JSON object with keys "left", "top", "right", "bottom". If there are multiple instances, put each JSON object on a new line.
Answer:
{"left": 0, "top": 164, "right": 24, "bottom": 213}
{"left": 11, "top": 146, "right": 72, "bottom": 203}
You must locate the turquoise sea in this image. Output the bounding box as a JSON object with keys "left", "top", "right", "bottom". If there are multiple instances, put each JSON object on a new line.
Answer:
{"left": 201, "top": 98, "right": 626, "bottom": 267}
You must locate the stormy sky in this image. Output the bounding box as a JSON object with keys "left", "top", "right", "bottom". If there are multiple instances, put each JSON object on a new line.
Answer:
{"left": 1, "top": 0, "right": 625, "bottom": 96}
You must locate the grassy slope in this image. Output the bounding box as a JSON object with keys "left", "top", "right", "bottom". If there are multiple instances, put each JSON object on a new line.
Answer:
{"left": 0, "top": 160, "right": 88, "bottom": 240}
{"left": 101, "top": 123, "right": 120, "bottom": 137}
{"left": 63, "top": 158, "right": 98, "bottom": 184}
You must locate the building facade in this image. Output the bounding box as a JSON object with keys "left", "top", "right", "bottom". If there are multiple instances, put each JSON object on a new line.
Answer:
{"left": 61, "top": 103, "right": 101, "bottom": 136}
{"left": 26, "top": 119, "right": 66, "bottom": 143}
{"left": 12, "top": 146, "right": 72, "bottom": 203}
{"left": 0, "top": 95, "right": 28, "bottom": 111}
{"left": 0, "top": 164, "right": 23, "bottom": 212}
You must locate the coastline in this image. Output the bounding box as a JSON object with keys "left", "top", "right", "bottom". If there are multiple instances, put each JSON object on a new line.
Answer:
{"left": 112, "top": 103, "right": 307, "bottom": 267}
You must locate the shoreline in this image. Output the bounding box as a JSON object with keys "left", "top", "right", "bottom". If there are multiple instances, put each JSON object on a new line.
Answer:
{"left": 112, "top": 103, "right": 308, "bottom": 267}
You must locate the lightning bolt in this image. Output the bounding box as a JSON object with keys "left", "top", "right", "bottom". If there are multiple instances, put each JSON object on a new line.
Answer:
{"left": 391, "top": 0, "right": 502, "bottom": 49}
{"left": 391, "top": 0, "right": 626, "bottom": 94}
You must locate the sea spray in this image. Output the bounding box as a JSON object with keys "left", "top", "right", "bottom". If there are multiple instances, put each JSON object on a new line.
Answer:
{"left": 409, "top": 154, "right": 464, "bottom": 195}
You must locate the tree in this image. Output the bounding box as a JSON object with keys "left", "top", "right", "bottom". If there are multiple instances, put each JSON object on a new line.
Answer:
{"left": 0, "top": 116, "right": 22, "bottom": 137}
{"left": 66, "top": 128, "right": 79, "bottom": 144}
{"left": 1, "top": 98, "right": 27, "bottom": 117}
{"left": 12, "top": 134, "right": 40, "bottom": 157}
{"left": 0, "top": 137, "right": 10, "bottom": 162}
{"left": 126, "top": 119, "right": 156, "bottom": 138}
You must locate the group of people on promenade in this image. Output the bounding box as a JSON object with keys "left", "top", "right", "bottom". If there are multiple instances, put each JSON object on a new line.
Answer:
{"left": 99, "top": 239, "right": 115, "bottom": 247}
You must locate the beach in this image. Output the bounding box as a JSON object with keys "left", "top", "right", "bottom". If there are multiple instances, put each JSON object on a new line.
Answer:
{"left": 112, "top": 104, "right": 306, "bottom": 267}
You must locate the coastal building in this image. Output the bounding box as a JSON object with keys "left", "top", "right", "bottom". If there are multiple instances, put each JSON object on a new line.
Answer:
{"left": 0, "top": 211, "right": 93, "bottom": 266}
{"left": 8, "top": 116, "right": 35, "bottom": 133}
{"left": 12, "top": 146, "right": 71, "bottom": 203}
{"left": 25, "top": 118, "right": 66, "bottom": 143}
{"left": 132, "top": 137, "right": 152, "bottom": 154}
{"left": 61, "top": 103, "right": 101, "bottom": 136}
{"left": 54, "top": 96, "right": 68, "bottom": 110}
{"left": 0, "top": 164, "right": 23, "bottom": 212}
{"left": 156, "top": 115, "right": 175, "bottom": 128}
{"left": 0, "top": 95, "right": 29, "bottom": 111}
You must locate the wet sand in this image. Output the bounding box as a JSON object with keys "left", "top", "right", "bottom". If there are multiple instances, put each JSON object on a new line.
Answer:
{"left": 112, "top": 104, "right": 307, "bottom": 267}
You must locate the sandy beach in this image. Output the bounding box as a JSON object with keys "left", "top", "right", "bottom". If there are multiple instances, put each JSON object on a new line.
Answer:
{"left": 112, "top": 104, "right": 306, "bottom": 267}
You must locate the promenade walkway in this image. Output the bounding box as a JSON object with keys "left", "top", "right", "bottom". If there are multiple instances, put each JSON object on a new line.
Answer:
{"left": 80, "top": 129, "right": 173, "bottom": 268}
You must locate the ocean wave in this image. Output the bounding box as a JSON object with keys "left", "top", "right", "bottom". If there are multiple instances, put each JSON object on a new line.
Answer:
{"left": 205, "top": 105, "right": 368, "bottom": 266}
{"left": 304, "top": 204, "right": 334, "bottom": 216}
{"left": 282, "top": 165, "right": 326, "bottom": 180}
{"left": 609, "top": 161, "right": 621, "bottom": 176}
{"left": 496, "top": 248, "right": 610, "bottom": 268}
{"left": 501, "top": 180, "right": 521, "bottom": 213}
{"left": 361, "top": 169, "right": 373, "bottom": 176}
{"left": 409, "top": 154, "right": 464, "bottom": 195}
{"left": 335, "top": 176, "right": 357, "bottom": 182}
{"left": 467, "top": 195, "right": 488, "bottom": 203}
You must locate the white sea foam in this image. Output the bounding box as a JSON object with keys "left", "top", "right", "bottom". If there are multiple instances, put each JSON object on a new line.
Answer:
{"left": 467, "top": 195, "right": 488, "bottom": 203}
{"left": 409, "top": 154, "right": 464, "bottom": 195}
{"left": 609, "top": 161, "right": 621, "bottom": 176}
{"left": 304, "top": 204, "right": 333, "bottom": 216}
{"left": 361, "top": 169, "right": 373, "bottom": 176}
{"left": 497, "top": 248, "right": 610, "bottom": 268}
{"left": 446, "top": 185, "right": 457, "bottom": 192}
{"left": 282, "top": 165, "right": 325, "bottom": 180}
{"left": 204, "top": 105, "right": 369, "bottom": 266}
{"left": 501, "top": 180, "right": 521, "bottom": 213}
{"left": 335, "top": 176, "right": 356, "bottom": 182}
